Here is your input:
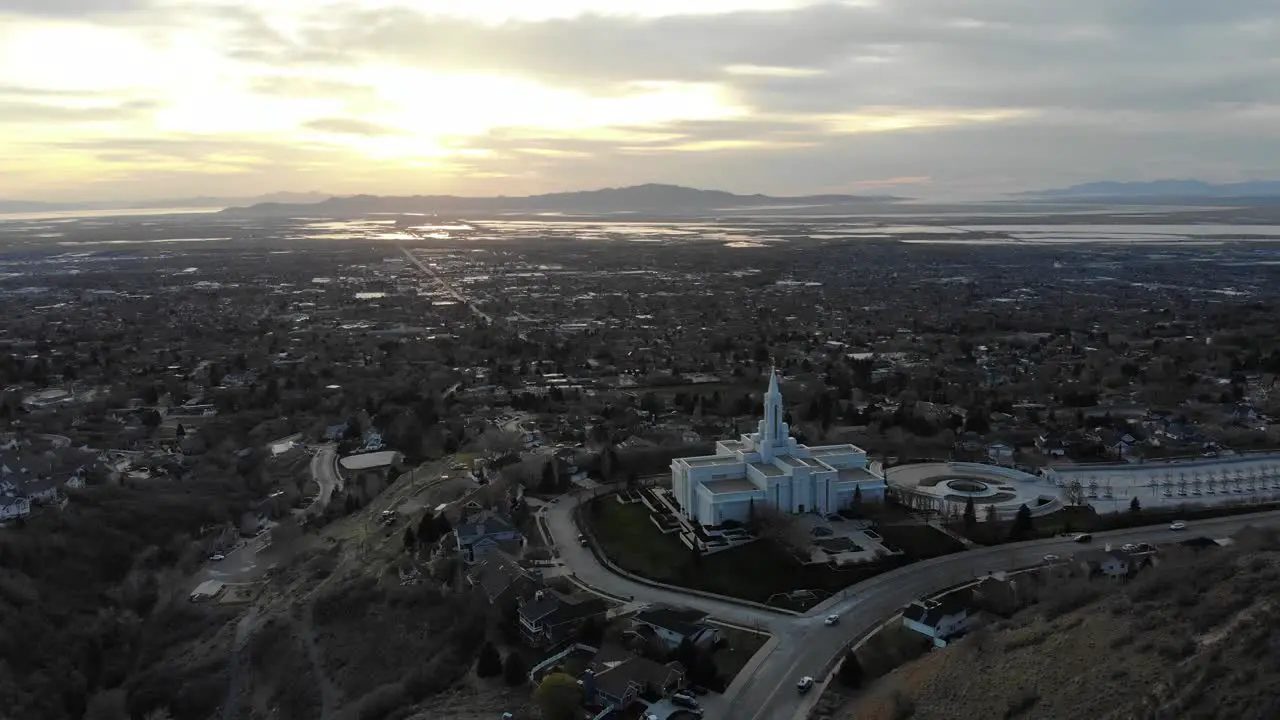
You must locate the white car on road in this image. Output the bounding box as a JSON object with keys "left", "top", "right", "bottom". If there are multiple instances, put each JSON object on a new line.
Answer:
{"left": 1170, "top": 521, "right": 1188, "bottom": 531}
{"left": 797, "top": 676, "right": 814, "bottom": 693}
{"left": 824, "top": 614, "right": 840, "bottom": 626}
{"left": 209, "top": 554, "right": 226, "bottom": 562}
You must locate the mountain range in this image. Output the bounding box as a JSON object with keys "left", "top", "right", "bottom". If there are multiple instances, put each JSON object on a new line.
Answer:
{"left": 216, "top": 184, "right": 904, "bottom": 218}
{"left": 1020, "top": 179, "right": 1280, "bottom": 201}
{"left": 0, "top": 192, "right": 330, "bottom": 215}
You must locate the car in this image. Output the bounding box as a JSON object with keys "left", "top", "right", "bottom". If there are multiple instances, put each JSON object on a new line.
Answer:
{"left": 577, "top": 533, "right": 589, "bottom": 546}
{"left": 1135, "top": 542, "right": 1154, "bottom": 552}
{"left": 824, "top": 614, "right": 840, "bottom": 626}
{"left": 797, "top": 676, "right": 814, "bottom": 693}
{"left": 1120, "top": 543, "right": 1138, "bottom": 552}
{"left": 1073, "top": 533, "right": 1093, "bottom": 543}
{"left": 671, "top": 692, "right": 699, "bottom": 709}
{"left": 1042, "top": 554, "right": 1060, "bottom": 563}
{"left": 1170, "top": 521, "right": 1188, "bottom": 531}
{"left": 209, "top": 554, "right": 226, "bottom": 562}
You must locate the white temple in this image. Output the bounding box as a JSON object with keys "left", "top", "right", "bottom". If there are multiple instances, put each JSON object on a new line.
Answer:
{"left": 670, "top": 369, "right": 887, "bottom": 526}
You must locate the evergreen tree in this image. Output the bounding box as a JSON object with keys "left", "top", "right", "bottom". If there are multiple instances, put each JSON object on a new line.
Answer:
{"left": 476, "top": 642, "right": 503, "bottom": 678}
{"left": 984, "top": 503, "right": 998, "bottom": 524}
{"left": 963, "top": 497, "right": 977, "bottom": 531}
{"left": 403, "top": 527, "right": 416, "bottom": 552}
{"left": 503, "top": 653, "right": 528, "bottom": 686}
{"left": 435, "top": 513, "right": 452, "bottom": 536}
{"left": 417, "top": 513, "right": 439, "bottom": 544}
{"left": 1129, "top": 496, "right": 1141, "bottom": 514}
{"left": 1009, "top": 504, "right": 1033, "bottom": 541}
{"left": 540, "top": 460, "right": 557, "bottom": 492}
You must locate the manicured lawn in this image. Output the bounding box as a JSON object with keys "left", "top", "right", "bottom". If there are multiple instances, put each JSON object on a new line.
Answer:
{"left": 876, "top": 524, "right": 967, "bottom": 560}
{"left": 711, "top": 624, "right": 771, "bottom": 685}
{"left": 584, "top": 498, "right": 903, "bottom": 607}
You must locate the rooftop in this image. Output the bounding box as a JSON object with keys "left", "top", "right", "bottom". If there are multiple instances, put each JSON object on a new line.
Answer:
{"left": 681, "top": 455, "right": 740, "bottom": 467}
{"left": 339, "top": 450, "right": 401, "bottom": 470}
{"left": 702, "top": 478, "right": 761, "bottom": 495}
{"left": 836, "top": 467, "right": 881, "bottom": 483}
{"left": 749, "top": 461, "right": 784, "bottom": 477}
{"left": 808, "top": 444, "right": 864, "bottom": 456}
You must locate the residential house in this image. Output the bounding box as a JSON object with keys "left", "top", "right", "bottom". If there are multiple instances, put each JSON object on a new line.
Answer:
{"left": 455, "top": 511, "right": 524, "bottom": 564}
{"left": 986, "top": 442, "right": 1015, "bottom": 466}
{"left": 629, "top": 606, "right": 721, "bottom": 652}
{"left": 955, "top": 431, "right": 984, "bottom": 453}
{"left": 581, "top": 645, "right": 685, "bottom": 713}
{"left": 0, "top": 451, "right": 34, "bottom": 483}
{"left": 1076, "top": 549, "right": 1130, "bottom": 579}
{"left": 1106, "top": 432, "right": 1138, "bottom": 460}
{"left": 968, "top": 572, "right": 1043, "bottom": 617}
{"left": 902, "top": 591, "right": 977, "bottom": 647}
{"left": 1035, "top": 433, "right": 1069, "bottom": 458}
{"left": 518, "top": 590, "right": 609, "bottom": 649}
{"left": 0, "top": 496, "right": 31, "bottom": 520}
{"left": 465, "top": 552, "right": 540, "bottom": 605}
{"left": 23, "top": 478, "right": 59, "bottom": 504}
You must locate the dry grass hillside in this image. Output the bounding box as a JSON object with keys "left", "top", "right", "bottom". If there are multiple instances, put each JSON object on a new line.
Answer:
{"left": 847, "top": 527, "right": 1280, "bottom": 720}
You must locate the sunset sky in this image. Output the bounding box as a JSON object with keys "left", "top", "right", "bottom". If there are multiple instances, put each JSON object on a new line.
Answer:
{"left": 2, "top": 0, "right": 1278, "bottom": 201}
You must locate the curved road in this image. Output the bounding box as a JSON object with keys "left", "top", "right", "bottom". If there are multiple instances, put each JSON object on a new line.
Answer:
{"left": 309, "top": 444, "right": 343, "bottom": 514}
{"left": 544, "top": 495, "right": 1280, "bottom": 720}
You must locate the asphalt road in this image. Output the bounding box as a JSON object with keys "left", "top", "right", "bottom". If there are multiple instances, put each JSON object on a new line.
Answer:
{"left": 309, "top": 444, "right": 342, "bottom": 513}
{"left": 544, "top": 494, "right": 1280, "bottom": 720}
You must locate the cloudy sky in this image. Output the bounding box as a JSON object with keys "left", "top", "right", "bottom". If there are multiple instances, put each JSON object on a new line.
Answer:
{"left": 2, "top": 0, "right": 1278, "bottom": 202}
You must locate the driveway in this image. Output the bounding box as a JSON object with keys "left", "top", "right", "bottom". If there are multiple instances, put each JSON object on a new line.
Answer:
{"left": 546, "top": 490, "right": 1280, "bottom": 720}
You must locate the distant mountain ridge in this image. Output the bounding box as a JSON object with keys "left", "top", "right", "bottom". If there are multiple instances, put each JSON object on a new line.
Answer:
{"left": 0, "top": 192, "right": 330, "bottom": 215}
{"left": 1021, "top": 179, "right": 1280, "bottom": 201}
{"left": 217, "top": 184, "right": 905, "bottom": 218}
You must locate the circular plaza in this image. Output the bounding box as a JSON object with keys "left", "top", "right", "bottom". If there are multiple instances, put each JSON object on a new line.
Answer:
{"left": 885, "top": 462, "right": 1063, "bottom": 521}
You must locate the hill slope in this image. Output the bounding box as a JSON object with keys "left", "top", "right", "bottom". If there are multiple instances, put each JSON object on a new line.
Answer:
{"left": 844, "top": 529, "right": 1280, "bottom": 720}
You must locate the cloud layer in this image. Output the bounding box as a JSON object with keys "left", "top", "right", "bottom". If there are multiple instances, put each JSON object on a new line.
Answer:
{"left": 2, "top": 0, "right": 1279, "bottom": 200}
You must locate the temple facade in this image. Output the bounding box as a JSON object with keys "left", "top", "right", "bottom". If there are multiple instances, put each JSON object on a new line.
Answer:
{"left": 670, "top": 370, "right": 887, "bottom": 526}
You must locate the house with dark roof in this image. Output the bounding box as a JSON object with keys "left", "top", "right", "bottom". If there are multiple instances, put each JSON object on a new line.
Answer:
{"left": 456, "top": 511, "right": 523, "bottom": 564}
{"left": 968, "top": 573, "right": 1040, "bottom": 617}
{"left": 581, "top": 645, "right": 685, "bottom": 714}
{"left": 518, "top": 589, "right": 609, "bottom": 649}
{"left": 465, "top": 552, "right": 540, "bottom": 605}
{"left": 0, "top": 495, "right": 31, "bottom": 521}
{"left": 0, "top": 451, "right": 34, "bottom": 483}
{"left": 629, "top": 605, "right": 721, "bottom": 652}
{"left": 22, "top": 477, "right": 59, "bottom": 504}
{"left": 902, "top": 590, "right": 976, "bottom": 647}
{"left": 1076, "top": 549, "right": 1131, "bottom": 579}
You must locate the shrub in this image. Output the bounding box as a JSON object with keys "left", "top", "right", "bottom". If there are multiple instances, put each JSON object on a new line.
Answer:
{"left": 890, "top": 690, "right": 916, "bottom": 720}
{"left": 1004, "top": 689, "right": 1039, "bottom": 719}
{"left": 504, "top": 653, "right": 528, "bottom": 687}
{"left": 476, "top": 642, "right": 503, "bottom": 678}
